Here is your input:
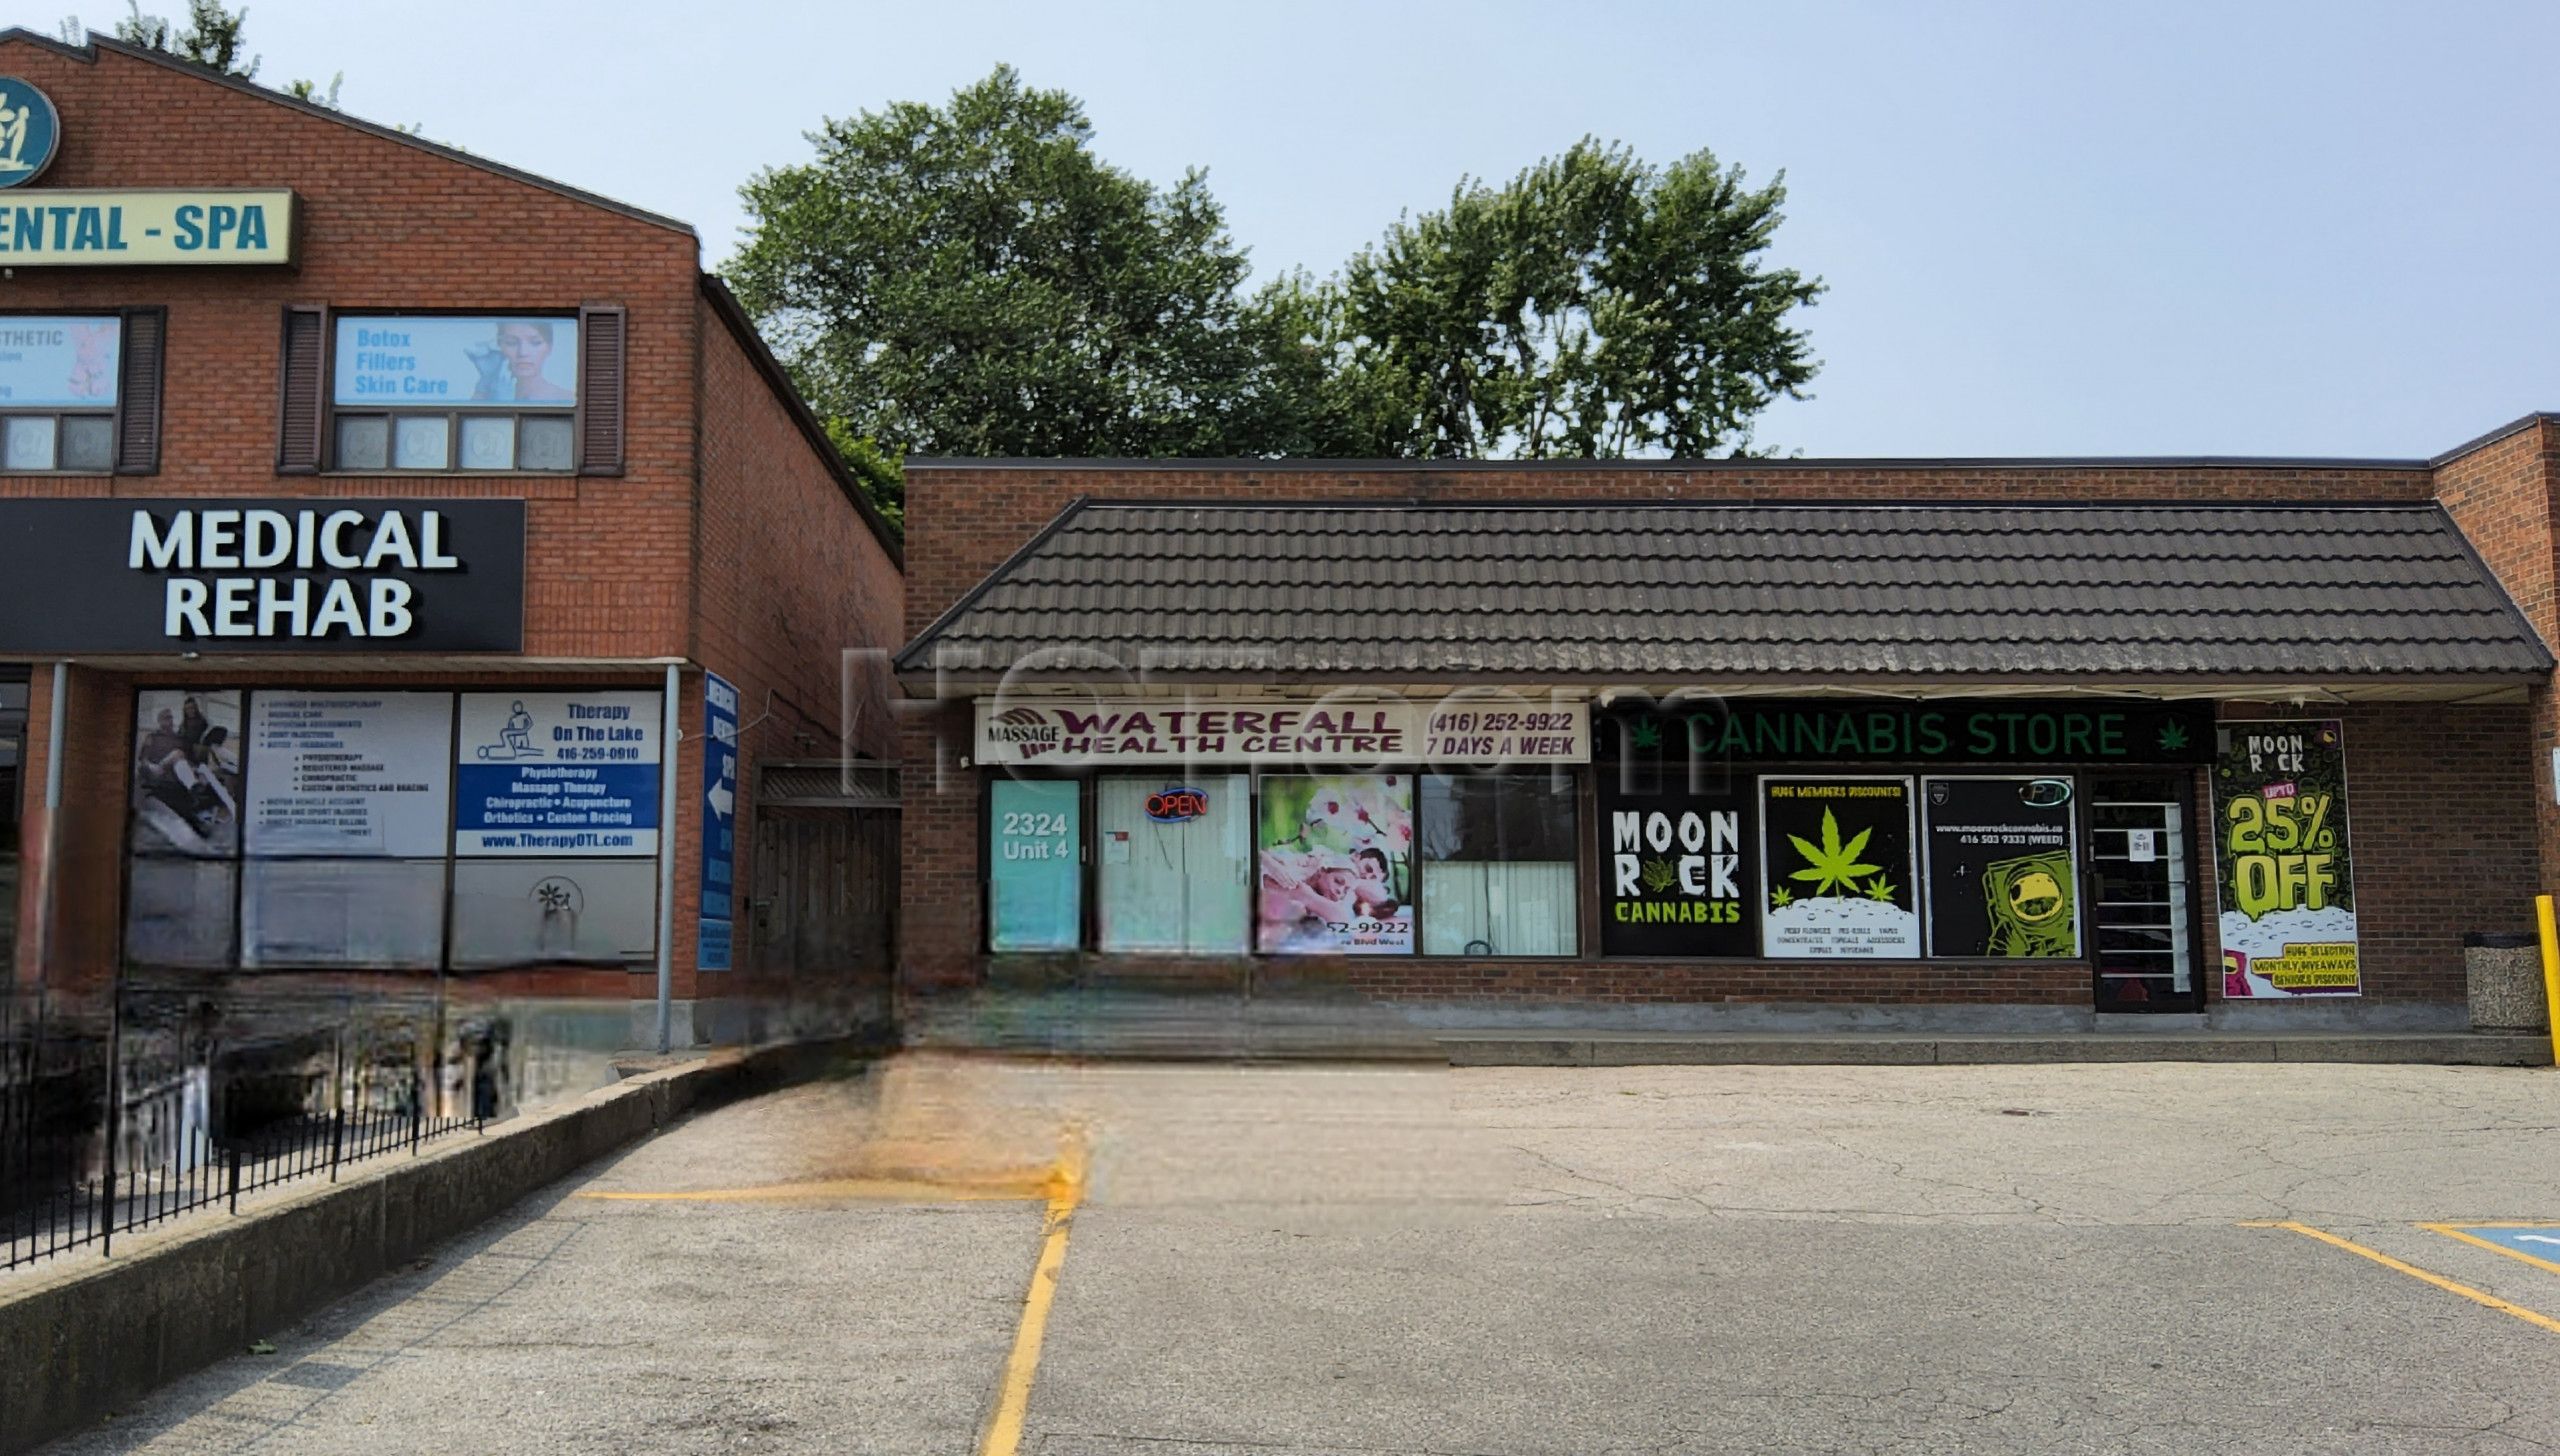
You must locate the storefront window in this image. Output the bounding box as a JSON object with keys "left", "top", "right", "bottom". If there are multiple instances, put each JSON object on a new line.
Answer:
{"left": 1096, "top": 773, "right": 1249, "bottom": 954}
{"left": 0, "top": 315, "right": 122, "bottom": 473}
{"left": 1256, "top": 773, "right": 1414, "bottom": 954}
{"left": 1419, "top": 774, "right": 1577, "bottom": 956}
{"left": 988, "top": 779, "right": 1081, "bottom": 952}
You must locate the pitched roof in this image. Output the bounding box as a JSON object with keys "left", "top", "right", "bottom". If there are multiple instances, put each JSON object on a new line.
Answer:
{"left": 897, "top": 500, "right": 2552, "bottom": 683}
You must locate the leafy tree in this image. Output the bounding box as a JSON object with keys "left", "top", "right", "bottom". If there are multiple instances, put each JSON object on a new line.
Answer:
{"left": 1317, "top": 140, "right": 1824, "bottom": 458}
{"left": 64, "top": 1, "right": 340, "bottom": 107}
{"left": 727, "top": 66, "right": 1282, "bottom": 463}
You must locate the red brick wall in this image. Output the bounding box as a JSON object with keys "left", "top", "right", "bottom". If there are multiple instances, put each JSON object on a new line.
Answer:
{"left": 690, "top": 297, "right": 905, "bottom": 995}
{"left": 2435, "top": 419, "right": 2560, "bottom": 897}
{"left": 900, "top": 458, "right": 2535, "bottom": 1010}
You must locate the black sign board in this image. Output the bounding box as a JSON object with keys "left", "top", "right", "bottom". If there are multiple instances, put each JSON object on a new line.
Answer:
{"left": 1601, "top": 699, "right": 2214, "bottom": 767}
{"left": 1920, "top": 776, "right": 2080, "bottom": 960}
{"left": 0, "top": 499, "right": 524, "bottom": 653}
{"left": 1595, "top": 771, "right": 1757, "bottom": 957}
{"left": 1760, "top": 776, "right": 1921, "bottom": 958}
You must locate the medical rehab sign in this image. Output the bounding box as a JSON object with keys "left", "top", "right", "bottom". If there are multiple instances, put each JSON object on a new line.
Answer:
{"left": 975, "top": 698, "right": 1589, "bottom": 767}
{"left": 0, "top": 499, "right": 524, "bottom": 653}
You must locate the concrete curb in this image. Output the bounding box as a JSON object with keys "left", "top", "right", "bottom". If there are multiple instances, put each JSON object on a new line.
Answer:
{"left": 0, "top": 1037, "right": 857, "bottom": 1456}
{"left": 1439, "top": 1034, "right": 2556, "bottom": 1068}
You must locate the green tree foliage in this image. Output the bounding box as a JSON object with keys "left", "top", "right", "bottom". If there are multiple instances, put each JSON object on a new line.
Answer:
{"left": 67, "top": 1, "right": 340, "bottom": 106}
{"left": 727, "top": 66, "right": 1282, "bottom": 462}
{"left": 728, "top": 71, "right": 1824, "bottom": 497}
{"left": 1318, "top": 140, "right": 1824, "bottom": 458}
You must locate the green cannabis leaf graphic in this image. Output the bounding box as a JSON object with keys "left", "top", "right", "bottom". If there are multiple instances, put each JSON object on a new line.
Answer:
{"left": 2157, "top": 721, "right": 2190, "bottom": 753}
{"left": 1770, "top": 886, "right": 1795, "bottom": 910}
{"left": 1640, "top": 858, "right": 1678, "bottom": 893}
{"left": 1864, "top": 874, "right": 1898, "bottom": 902}
{"left": 1628, "top": 717, "right": 1663, "bottom": 751}
{"left": 1787, "top": 808, "right": 1880, "bottom": 898}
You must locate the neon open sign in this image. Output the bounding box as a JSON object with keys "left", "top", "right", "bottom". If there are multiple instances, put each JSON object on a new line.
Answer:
{"left": 1146, "top": 787, "right": 1209, "bottom": 822}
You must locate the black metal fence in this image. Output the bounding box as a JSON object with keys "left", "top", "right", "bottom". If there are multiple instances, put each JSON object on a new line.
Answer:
{"left": 2, "top": 992, "right": 498, "bottom": 1271}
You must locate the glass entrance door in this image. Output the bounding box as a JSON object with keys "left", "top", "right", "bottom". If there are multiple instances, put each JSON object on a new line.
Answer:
{"left": 2088, "top": 789, "right": 2197, "bottom": 1012}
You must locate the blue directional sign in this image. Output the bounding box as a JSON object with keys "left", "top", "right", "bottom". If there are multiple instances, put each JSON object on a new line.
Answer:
{"left": 2443, "top": 1226, "right": 2560, "bottom": 1271}
{"left": 698, "top": 671, "right": 739, "bottom": 971}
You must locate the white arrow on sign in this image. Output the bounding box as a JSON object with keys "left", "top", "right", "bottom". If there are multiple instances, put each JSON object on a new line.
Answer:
{"left": 707, "top": 781, "right": 734, "bottom": 821}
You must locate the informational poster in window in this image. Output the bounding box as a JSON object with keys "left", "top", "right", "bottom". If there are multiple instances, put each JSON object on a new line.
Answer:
{"left": 130, "top": 688, "right": 243, "bottom": 857}
{"left": 2213, "top": 720, "right": 2359, "bottom": 997}
{"left": 1760, "top": 777, "right": 1920, "bottom": 958}
{"left": 449, "top": 858, "right": 659, "bottom": 967}
{"left": 333, "top": 315, "right": 579, "bottom": 406}
{"left": 1921, "top": 776, "right": 2080, "bottom": 959}
{"left": 0, "top": 315, "right": 120, "bottom": 407}
{"left": 244, "top": 692, "right": 454, "bottom": 857}
{"left": 454, "top": 691, "right": 661, "bottom": 856}
{"left": 1256, "top": 774, "right": 1414, "bottom": 954}
{"left": 989, "top": 779, "right": 1081, "bottom": 952}
{"left": 1595, "top": 774, "right": 1757, "bottom": 957}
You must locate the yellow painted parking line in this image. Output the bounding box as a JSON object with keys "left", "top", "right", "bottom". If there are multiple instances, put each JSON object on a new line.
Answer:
{"left": 2246, "top": 1221, "right": 2560, "bottom": 1336}
{"left": 2421, "top": 1223, "right": 2560, "bottom": 1279}
{"left": 575, "top": 1169, "right": 1057, "bottom": 1203}
{"left": 979, "top": 1130, "right": 1088, "bottom": 1456}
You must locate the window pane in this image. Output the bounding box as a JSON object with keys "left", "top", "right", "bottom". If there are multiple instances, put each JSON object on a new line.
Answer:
{"left": 242, "top": 859, "right": 446, "bottom": 970}
{"left": 990, "top": 780, "right": 1082, "bottom": 951}
{"left": 1256, "top": 773, "right": 1414, "bottom": 954}
{"left": 1420, "top": 775, "right": 1577, "bottom": 956}
{"left": 392, "top": 413, "right": 450, "bottom": 469}
{"left": 335, "top": 414, "right": 390, "bottom": 470}
{"left": 125, "top": 858, "right": 238, "bottom": 969}
{"left": 458, "top": 415, "right": 515, "bottom": 470}
{"left": 1096, "top": 773, "right": 1249, "bottom": 954}
{"left": 449, "top": 858, "right": 658, "bottom": 967}
{"left": 59, "top": 414, "right": 115, "bottom": 470}
{"left": 517, "top": 413, "right": 575, "bottom": 470}
{"left": 131, "top": 689, "right": 244, "bottom": 858}
{"left": 4, "top": 416, "right": 57, "bottom": 471}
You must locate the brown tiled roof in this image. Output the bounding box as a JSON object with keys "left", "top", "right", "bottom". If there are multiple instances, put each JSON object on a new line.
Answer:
{"left": 897, "top": 501, "right": 2551, "bottom": 681}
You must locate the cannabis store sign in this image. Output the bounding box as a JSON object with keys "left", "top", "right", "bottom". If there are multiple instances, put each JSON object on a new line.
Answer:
{"left": 2212, "top": 720, "right": 2359, "bottom": 997}
{"left": 1601, "top": 699, "right": 2212, "bottom": 766}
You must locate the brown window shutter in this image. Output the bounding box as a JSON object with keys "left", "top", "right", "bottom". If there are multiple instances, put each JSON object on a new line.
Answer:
{"left": 113, "top": 306, "right": 166, "bottom": 475}
{"left": 577, "top": 303, "right": 626, "bottom": 476}
{"left": 276, "top": 304, "right": 326, "bottom": 474}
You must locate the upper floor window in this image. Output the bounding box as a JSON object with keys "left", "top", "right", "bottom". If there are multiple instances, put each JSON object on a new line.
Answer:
{"left": 276, "top": 304, "right": 626, "bottom": 477}
{"left": 329, "top": 315, "right": 580, "bottom": 472}
{"left": 0, "top": 311, "right": 165, "bottom": 475}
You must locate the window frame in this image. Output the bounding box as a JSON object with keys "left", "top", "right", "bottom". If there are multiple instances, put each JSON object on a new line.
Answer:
{"left": 1414, "top": 768, "right": 1583, "bottom": 959}
{"left": 0, "top": 309, "right": 142, "bottom": 476}
{"left": 319, "top": 309, "right": 586, "bottom": 476}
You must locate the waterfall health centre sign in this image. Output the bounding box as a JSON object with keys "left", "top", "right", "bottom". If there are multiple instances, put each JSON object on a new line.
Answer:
{"left": 976, "top": 698, "right": 1587, "bottom": 766}
{"left": 2213, "top": 720, "right": 2359, "bottom": 997}
{"left": 454, "top": 691, "right": 662, "bottom": 856}
{"left": 1760, "top": 777, "right": 1920, "bottom": 958}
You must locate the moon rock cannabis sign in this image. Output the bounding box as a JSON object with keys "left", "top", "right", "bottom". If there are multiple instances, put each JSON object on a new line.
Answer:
{"left": 2212, "top": 720, "right": 2359, "bottom": 998}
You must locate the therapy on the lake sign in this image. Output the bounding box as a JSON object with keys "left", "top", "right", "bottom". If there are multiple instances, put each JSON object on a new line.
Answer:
{"left": 0, "top": 189, "right": 295, "bottom": 265}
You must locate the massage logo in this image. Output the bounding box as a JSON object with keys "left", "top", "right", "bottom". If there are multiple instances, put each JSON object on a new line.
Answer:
{"left": 986, "top": 705, "right": 1064, "bottom": 759}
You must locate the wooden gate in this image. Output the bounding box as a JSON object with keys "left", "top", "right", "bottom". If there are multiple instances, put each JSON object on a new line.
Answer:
{"left": 748, "top": 763, "right": 898, "bottom": 1032}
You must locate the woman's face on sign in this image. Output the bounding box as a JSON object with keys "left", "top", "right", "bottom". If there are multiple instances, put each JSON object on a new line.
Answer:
{"left": 495, "top": 323, "right": 552, "bottom": 381}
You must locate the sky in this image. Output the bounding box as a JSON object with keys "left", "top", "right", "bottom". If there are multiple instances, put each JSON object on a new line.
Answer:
{"left": 134, "top": 0, "right": 2560, "bottom": 460}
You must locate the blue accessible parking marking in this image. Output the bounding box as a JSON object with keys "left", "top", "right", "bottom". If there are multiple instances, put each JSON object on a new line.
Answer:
{"left": 2424, "top": 1225, "right": 2560, "bottom": 1276}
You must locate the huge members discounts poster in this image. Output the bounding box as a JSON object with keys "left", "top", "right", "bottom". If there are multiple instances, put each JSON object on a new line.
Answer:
{"left": 454, "top": 691, "right": 661, "bottom": 856}
{"left": 1596, "top": 774, "right": 1758, "bottom": 957}
{"left": 2213, "top": 721, "right": 2359, "bottom": 997}
{"left": 1921, "top": 776, "right": 2079, "bottom": 959}
{"left": 1256, "top": 773, "right": 1414, "bottom": 954}
{"left": 1760, "top": 777, "right": 1920, "bottom": 958}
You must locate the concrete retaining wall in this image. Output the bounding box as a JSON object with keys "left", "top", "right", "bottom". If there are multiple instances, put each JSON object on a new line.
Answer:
{"left": 0, "top": 1039, "right": 852, "bottom": 1455}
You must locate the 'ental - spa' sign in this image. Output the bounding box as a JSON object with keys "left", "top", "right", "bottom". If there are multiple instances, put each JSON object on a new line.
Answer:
{"left": 0, "top": 499, "right": 524, "bottom": 653}
{"left": 976, "top": 697, "right": 1589, "bottom": 766}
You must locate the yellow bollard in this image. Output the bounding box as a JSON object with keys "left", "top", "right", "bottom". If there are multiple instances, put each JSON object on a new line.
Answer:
{"left": 2539, "top": 895, "right": 2560, "bottom": 1069}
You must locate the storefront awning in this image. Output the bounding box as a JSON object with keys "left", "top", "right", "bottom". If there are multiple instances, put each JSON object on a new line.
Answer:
{"left": 895, "top": 501, "right": 2553, "bottom": 690}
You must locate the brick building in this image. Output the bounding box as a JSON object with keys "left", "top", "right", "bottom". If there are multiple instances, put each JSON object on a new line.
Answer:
{"left": 895, "top": 416, "right": 2560, "bottom": 1033}
{"left": 0, "top": 31, "right": 904, "bottom": 1091}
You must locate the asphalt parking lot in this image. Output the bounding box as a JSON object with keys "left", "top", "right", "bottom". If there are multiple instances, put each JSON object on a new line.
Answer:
{"left": 38, "top": 1053, "right": 2560, "bottom": 1455}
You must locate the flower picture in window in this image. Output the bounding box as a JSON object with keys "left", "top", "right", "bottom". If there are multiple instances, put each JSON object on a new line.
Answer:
{"left": 1257, "top": 774, "right": 1414, "bottom": 955}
